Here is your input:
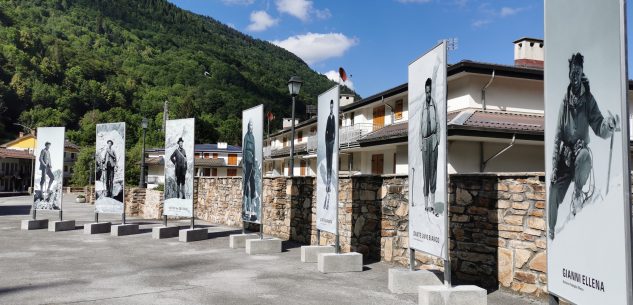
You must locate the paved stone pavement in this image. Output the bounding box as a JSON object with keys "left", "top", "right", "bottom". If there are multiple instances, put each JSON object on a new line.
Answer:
{"left": 0, "top": 195, "right": 546, "bottom": 305}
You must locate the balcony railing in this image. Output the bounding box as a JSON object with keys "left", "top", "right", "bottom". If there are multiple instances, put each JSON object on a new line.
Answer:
{"left": 265, "top": 123, "right": 381, "bottom": 157}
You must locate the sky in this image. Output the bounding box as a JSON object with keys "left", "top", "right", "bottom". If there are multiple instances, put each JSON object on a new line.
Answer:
{"left": 166, "top": 0, "right": 632, "bottom": 97}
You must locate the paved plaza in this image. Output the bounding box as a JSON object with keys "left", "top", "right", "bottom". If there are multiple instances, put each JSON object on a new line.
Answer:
{"left": 0, "top": 195, "right": 545, "bottom": 305}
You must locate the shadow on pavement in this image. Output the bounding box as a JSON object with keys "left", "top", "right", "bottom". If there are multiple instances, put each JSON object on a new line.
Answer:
{"left": 0, "top": 279, "right": 89, "bottom": 296}
{"left": 0, "top": 205, "right": 31, "bottom": 216}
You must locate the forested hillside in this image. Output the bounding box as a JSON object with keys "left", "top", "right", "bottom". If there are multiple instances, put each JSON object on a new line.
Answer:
{"left": 0, "top": 0, "right": 345, "bottom": 185}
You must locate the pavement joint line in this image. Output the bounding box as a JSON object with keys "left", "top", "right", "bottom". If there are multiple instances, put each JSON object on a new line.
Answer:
{"left": 43, "top": 285, "right": 204, "bottom": 304}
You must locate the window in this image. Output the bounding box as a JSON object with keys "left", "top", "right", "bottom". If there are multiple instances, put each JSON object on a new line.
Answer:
{"left": 350, "top": 112, "right": 355, "bottom": 126}
{"left": 228, "top": 154, "right": 237, "bottom": 166}
{"left": 195, "top": 153, "right": 201, "bottom": 159}
{"left": 300, "top": 160, "right": 307, "bottom": 176}
{"left": 298, "top": 131, "right": 303, "bottom": 142}
{"left": 212, "top": 168, "right": 218, "bottom": 176}
{"left": 227, "top": 168, "right": 237, "bottom": 176}
{"left": 283, "top": 137, "right": 287, "bottom": 148}
{"left": 395, "top": 100, "right": 403, "bottom": 120}
{"left": 203, "top": 168, "right": 211, "bottom": 176}
{"left": 71, "top": 153, "right": 76, "bottom": 160}
{"left": 204, "top": 153, "right": 210, "bottom": 159}
{"left": 64, "top": 166, "right": 68, "bottom": 173}
{"left": 310, "top": 127, "right": 316, "bottom": 134}
{"left": 371, "top": 154, "right": 384, "bottom": 175}
{"left": 373, "top": 106, "right": 385, "bottom": 131}
{"left": 213, "top": 153, "right": 218, "bottom": 159}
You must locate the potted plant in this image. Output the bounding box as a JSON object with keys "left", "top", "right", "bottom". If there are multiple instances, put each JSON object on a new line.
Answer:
{"left": 76, "top": 194, "right": 86, "bottom": 203}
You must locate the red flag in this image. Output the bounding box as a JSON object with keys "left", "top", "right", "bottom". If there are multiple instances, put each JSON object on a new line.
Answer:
{"left": 339, "top": 67, "right": 348, "bottom": 82}
{"left": 267, "top": 111, "right": 275, "bottom": 121}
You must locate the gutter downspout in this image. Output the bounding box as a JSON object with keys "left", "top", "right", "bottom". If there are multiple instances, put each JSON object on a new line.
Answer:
{"left": 382, "top": 96, "right": 395, "bottom": 125}
{"left": 481, "top": 70, "right": 496, "bottom": 111}
{"left": 480, "top": 134, "right": 516, "bottom": 172}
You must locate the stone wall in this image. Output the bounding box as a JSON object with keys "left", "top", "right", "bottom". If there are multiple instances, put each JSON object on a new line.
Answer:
{"left": 125, "top": 188, "right": 163, "bottom": 219}
{"left": 381, "top": 173, "right": 547, "bottom": 297}
{"left": 195, "top": 177, "right": 243, "bottom": 227}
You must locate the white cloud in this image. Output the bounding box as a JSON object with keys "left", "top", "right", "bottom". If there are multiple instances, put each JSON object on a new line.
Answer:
{"left": 315, "top": 8, "right": 332, "bottom": 20}
{"left": 323, "top": 70, "right": 354, "bottom": 90}
{"left": 275, "top": 0, "right": 312, "bottom": 21}
{"left": 222, "top": 0, "right": 255, "bottom": 5}
{"left": 246, "top": 11, "right": 279, "bottom": 32}
{"left": 396, "top": 0, "right": 432, "bottom": 3}
{"left": 472, "top": 19, "right": 492, "bottom": 28}
{"left": 272, "top": 33, "right": 358, "bottom": 65}
{"left": 500, "top": 7, "right": 523, "bottom": 17}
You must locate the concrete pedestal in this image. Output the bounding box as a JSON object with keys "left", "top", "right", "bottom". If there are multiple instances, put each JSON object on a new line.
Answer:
{"left": 152, "top": 226, "right": 180, "bottom": 239}
{"left": 84, "top": 222, "right": 112, "bottom": 234}
{"left": 179, "top": 228, "right": 208, "bottom": 242}
{"left": 21, "top": 219, "right": 49, "bottom": 230}
{"left": 245, "top": 238, "right": 282, "bottom": 255}
{"left": 317, "top": 252, "right": 363, "bottom": 273}
{"left": 418, "top": 285, "right": 487, "bottom": 305}
{"left": 48, "top": 220, "right": 75, "bottom": 232}
{"left": 111, "top": 224, "right": 139, "bottom": 236}
{"left": 388, "top": 268, "right": 443, "bottom": 294}
{"left": 229, "top": 233, "right": 260, "bottom": 248}
{"left": 301, "top": 245, "right": 335, "bottom": 263}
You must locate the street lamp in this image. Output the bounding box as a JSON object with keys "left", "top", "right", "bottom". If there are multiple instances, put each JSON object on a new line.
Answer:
{"left": 287, "top": 76, "right": 303, "bottom": 177}
{"left": 139, "top": 117, "right": 148, "bottom": 188}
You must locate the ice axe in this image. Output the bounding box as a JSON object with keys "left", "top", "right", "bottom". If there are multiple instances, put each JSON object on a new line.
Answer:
{"left": 606, "top": 111, "right": 621, "bottom": 195}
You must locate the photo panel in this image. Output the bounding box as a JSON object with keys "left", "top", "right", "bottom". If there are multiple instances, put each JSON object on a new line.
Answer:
{"left": 164, "top": 118, "right": 195, "bottom": 217}
{"left": 316, "top": 85, "right": 340, "bottom": 234}
{"left": 242, "top": 105, "right": 263, "bottom": 224}
{"left": 407, "top": 42, "right": 448, "bottom": 260}
{"left": 95, "top": 122, "right": 125, "bottom": 214}
{"left": 33, "top": 127, "right": 65, "bottom": 211}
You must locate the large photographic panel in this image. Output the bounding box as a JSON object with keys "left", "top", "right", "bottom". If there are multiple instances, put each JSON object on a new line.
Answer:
{"left": 407, "top": 42, "right": 448, "bottom": 260}
{"left": 316, "top": 86, "right": 339, "bottom": 234}
{"left": 95, "top": 122, "right": 125, "bottom": 214}
{"left": 242, "top": 105, "right": 263, "bottom": 224}
{"left": 164, "top": 118, "right": 195, "bottom": 217}
{"left": 545, "top": 1, "right": 632, "bottom": 304}
{"left": 33, "top": 127, "right": 65, "bottom": 211}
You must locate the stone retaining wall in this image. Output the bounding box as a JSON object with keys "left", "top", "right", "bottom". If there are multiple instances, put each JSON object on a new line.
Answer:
{"left": 125, "top": 173, "right": 550, "bottom": 299}
{"left": 125, "top": 188, "right": 163, "bottom": 219}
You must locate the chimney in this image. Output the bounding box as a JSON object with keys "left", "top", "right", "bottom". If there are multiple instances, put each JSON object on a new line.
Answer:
{"left": 19, "top": 132, "right": 24, "bottom": 138}
{"left": 282, "top": 118, "right": 299, "bottom": 129}
{"left": 217, "top": 142, "right": 227, "bottom": 149}
{"left": 340, "top": 94, "right": 355, "bottom": 107}
{"left": 513, "top": 37, "right": 544, "bottom": 69}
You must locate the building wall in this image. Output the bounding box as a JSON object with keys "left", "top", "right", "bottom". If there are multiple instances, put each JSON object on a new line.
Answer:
{"left": 448, "top": 141, "right": 544, "bottom": 174}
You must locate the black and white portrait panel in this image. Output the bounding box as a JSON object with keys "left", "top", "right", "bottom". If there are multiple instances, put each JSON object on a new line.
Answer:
{"left": 545, "top": 1, "right": 631, "bottom": 304}
{"left": 33, "top": 127, "right": 65, "bottom": 211}
{"left": 242, "top": 105, "right": 263, "bottom": 224}
{"left": 95, "top": 122, "right": 125, "bottom": 214}
{"left": 316, "top": 86, "right": 339, "bottom": 234}
{"left": 408, "top": 42, "right": 447, "bottom": 260}
{"left": 164, "top": 118, "right": 195, "bottom": 217}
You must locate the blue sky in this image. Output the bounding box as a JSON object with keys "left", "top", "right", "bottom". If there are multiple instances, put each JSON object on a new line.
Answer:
{"left": 167, "top": 0, "right": 630, "bottom": 97}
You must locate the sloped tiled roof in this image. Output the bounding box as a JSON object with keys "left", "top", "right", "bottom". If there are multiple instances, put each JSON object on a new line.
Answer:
{"left": 357, "top": 109, "right": 544, "bottom": 145}
{"left": 144, "top": 157, "right": 239, "bottom": 167}
{"left": 0, "top": 148, "right": 34, "bottom": 160}
{"left": 270, "top": 143, "right": 307, "bottom": 157}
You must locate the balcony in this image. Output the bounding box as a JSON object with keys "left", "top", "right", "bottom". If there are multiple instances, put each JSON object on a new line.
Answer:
{"left": 265, "top": 123, "right": 380, "bottom": 157}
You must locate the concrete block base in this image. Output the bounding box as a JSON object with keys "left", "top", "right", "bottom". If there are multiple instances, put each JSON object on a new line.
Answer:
{"left": 301, "top": 245, "right": 335, "bottom": 263}
{"left": 21, "top": 219, "right": 49, "bottom": 230}
{"left": 179, "top": 228, "right": 208, "bottom": 242}
{"left": 245, "top": 238, "right": 282, "bottom": 255}
{"left": 317, "top": 252, "right": 363, "bottom": 273}
{"left": 229, "top": 233, "right": 260, "bottom": 248}
{"left": 48, "top": 220, "right": 76, "bottom": 232}
{"left": 111, "top": 224, "right": 139, "bottom": 236}
{"left": 83, "top": 222, "right": 112, "bottom": 234}
{"left": 388, "top": 268, "right": 443, "bottom": 294}
{"left": 418, "top": 285, "right": 487, "bottom": 305}
{"left": 152, "top": 226, "right": 180, "bottom": 239}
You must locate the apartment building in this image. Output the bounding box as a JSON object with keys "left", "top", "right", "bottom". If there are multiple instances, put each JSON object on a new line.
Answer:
{"left": 145, "top": 143, "right": 242, "bottom": 189}
{"left": 264, "top": 38, "right": 551, "bottom": 176}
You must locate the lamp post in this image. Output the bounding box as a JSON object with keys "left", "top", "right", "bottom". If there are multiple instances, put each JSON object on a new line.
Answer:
{"left": 139, "top": 118, "right": 148, "bottom": 188}
{"left": 287, "top": 76, "right": 303, "bottom": 177}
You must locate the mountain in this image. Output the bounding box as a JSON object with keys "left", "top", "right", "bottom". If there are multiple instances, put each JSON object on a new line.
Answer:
{"left": 0, "top": 0, "right": 346, "bottom": 148}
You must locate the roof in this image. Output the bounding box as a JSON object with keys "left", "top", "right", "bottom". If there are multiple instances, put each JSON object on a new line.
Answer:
{"left": 512, "top": 37, "right": 544, "bottom": 44}
{"left": 1, "top": 134, "right": 80, "bottom": 151}
{"left": 270, "top": 143, "right": 307, "bottom": 158}
{"left": 357, "top": 109, "right": 544, "bottom": 146}
{"left": 0, "top": 148, "right": 34, "bottom": 160}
